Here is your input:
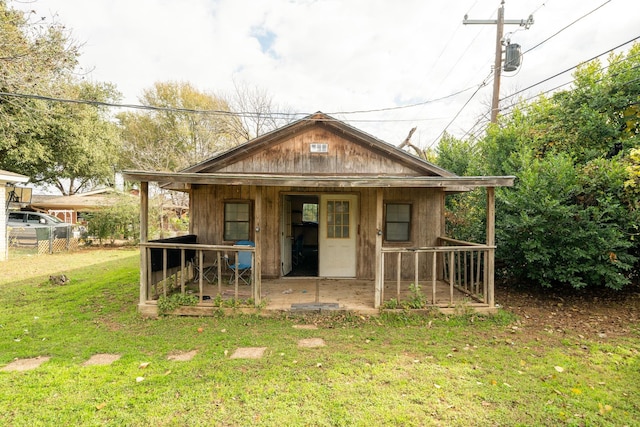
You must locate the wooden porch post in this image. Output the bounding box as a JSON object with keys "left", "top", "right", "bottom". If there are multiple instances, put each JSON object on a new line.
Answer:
{"left": 139, "top": 181, "right": 149, "bottom": 306}
{"left": 486, "top": 187, "right": 495, "bottom": 307}
{"left": 374, "top": 188, "right": 383, "bottom": 308}
{"left": 253, "top": 186, "right": 263, "bottom": 305}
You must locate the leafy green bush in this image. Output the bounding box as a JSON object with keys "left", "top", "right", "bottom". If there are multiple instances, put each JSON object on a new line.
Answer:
{"left": 497, "top": 154, "right": 636, "bottom": 289}
{"left": 438, "top": 44, "right": 640, "bottom": 290}
{"left": 86, "top": 197, "right": 139, "bottom": 244}
{"left": 157, "top": 293, "right": 199, "bottom": 314}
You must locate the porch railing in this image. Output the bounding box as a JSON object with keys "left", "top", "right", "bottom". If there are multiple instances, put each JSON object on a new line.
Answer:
{"left": 139, "top": 240, "right": 259, "bottom": 306}
{"left": 379, "top": 237, "right": 494, "bottom": 307}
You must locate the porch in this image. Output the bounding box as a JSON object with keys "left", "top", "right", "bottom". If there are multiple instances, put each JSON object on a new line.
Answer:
{"left": 138, "top": 236, "right": 495, "bottom": 316}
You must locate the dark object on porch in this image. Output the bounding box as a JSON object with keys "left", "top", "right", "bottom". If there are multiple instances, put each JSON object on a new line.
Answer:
{"left": 292, "top": 234, "right": 304, "bottom": 266}
{"left": 287, "top": 245, "right": 318, "bottom": 277}
{"left": 149, "top": 234, "right": 197, "bottom": 272}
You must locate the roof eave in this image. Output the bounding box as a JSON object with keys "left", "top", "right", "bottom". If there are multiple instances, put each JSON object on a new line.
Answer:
{"left": 123, "top": 170, "right": 515, "bottom": 189}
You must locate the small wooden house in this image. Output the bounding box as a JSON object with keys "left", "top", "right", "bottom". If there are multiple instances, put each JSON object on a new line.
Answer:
{"left": 124, "top": 112, "right": 514, "bottom": 315}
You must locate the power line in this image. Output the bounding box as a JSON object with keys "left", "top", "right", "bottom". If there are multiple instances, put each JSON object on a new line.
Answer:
{"left": 501, "top": 63, "right": 640, "bottom": 118}
{"left": 458, "top": 38, "right": 640, "bottom": 140}
{"left": 328, "top": 85, "right": 478, "bottom": 115}
{"left": 427, "top": 71, "right": 493, "bottom": 148}
{"left": 523, "top": 0, "right": 612, "bottom": 55}
{"left": 0, "top": 79, "right": 481, "bottom": 122}
{"left": 500, "top": 35, "right": 640, "bottom": 103}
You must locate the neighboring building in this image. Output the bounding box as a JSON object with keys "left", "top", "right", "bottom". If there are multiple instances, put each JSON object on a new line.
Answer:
{"left": 124, "top": 112, "right": 515, "bottom": 315}
{"left": 1, "top": 170, "right": 30, "bottom": 261}
{"left": 30, "top": 188, "right": 126, "bottom": 225}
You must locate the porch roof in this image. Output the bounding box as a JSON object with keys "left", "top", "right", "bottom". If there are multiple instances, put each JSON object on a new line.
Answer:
{"left": 122, "top": 170, "right": 515, "bottom": 189}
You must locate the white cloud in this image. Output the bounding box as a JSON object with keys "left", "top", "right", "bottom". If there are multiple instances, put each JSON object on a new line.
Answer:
{"left": 10, "top": 0, "right": 640, "bottom": 145}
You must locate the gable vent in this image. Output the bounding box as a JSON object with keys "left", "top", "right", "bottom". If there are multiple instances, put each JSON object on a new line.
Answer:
{"left": 310, "top": 143, "right": 328, "bottom": 153}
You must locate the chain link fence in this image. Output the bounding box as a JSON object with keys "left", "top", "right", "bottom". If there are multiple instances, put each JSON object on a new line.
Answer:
{"left": 9, "top": 225, "right": 79, "bottom": 255}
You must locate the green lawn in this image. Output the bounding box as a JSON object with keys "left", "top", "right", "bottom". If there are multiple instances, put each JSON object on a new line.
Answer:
{"left": 0, "top": 249, "right": 638, "bottom": 426}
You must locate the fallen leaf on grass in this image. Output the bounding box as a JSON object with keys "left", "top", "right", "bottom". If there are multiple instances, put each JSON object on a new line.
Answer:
{"left": 139, "top": 362, "right": 150, "bottom": 369}
{"left": 598, "top": 403, "right": 613, "bottom": 415}
{"left": 96, "top": 403, "right": 107, "bottom": 410}
{"left": 554, "top": 366, "right": 564, "bottom": 373}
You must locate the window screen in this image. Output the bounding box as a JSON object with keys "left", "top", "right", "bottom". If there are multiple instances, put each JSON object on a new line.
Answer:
{"left": 385, "top": 203, "right": 411, "bottom": 241}
{"left": 224, "top": 202, "right": 250, "bottom": 241}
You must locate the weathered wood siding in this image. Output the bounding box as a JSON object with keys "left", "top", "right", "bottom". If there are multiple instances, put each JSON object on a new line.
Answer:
{"left": 190, "top": 184, "right": 444, "bottom": 280}
{"left": 210, "top": 127, "right": 426, "bottom": 176}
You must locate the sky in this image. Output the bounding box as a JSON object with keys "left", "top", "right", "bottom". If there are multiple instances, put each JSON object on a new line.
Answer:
{"left": 11, "top": 0, "right": 640, "bottom": 149}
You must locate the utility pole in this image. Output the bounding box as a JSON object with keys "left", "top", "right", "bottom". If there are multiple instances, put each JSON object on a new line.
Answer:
{"left": 463, "top": 0, "right": 533, "bottom": 123}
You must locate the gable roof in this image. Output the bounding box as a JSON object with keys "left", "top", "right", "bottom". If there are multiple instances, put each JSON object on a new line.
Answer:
{"left": 183, "top": 112, "right": 456, "bottom": 177}
{"left": 123, "top": 112, "right": 515, "bottom": 190}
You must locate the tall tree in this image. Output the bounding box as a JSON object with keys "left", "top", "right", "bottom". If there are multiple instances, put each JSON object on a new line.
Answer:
{"left": 226, "top": 79, "right": 296, "bottom": 141}
{"left": 0, "top": 2, "right": 122, "bottom": 194}
{"left": 1, "top": 2, "right": 77, "bottom": 161}
{"left": 118, "top": 81, "right": 242, "bottom": 171}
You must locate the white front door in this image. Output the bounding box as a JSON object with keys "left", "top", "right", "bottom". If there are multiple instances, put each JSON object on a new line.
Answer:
{"left": 281, "top": 196, "right": 292, "bottom": 276}
{"left": 319, "top": 194, "right": 357, "bottom": 277}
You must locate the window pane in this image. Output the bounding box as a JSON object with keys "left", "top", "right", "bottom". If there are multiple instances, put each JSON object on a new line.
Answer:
{"left": 385, "top": 203, "right": 411, "bottom": 241}
{"left": 302, "top": 203, "right": 318, "bottom": 222}
{"left": 386, "top": 223, "right": 409, "bottom": 241}
{"left": 224, "top": 202, "right": 250, "bottom": 241}
{"left": 326, "top": 199, "right": 350, "bottom": 239}
{"left": 386, "top": 204, "right": 410, "bottom": 221}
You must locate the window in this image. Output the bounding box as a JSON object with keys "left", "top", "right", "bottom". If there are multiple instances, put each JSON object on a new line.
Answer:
{"left": 310, "top": 143, "right": 328, "bottom": 153}
{"left": 224, "top": 201, "right": 251, "bottom": 241}
{"left": 385, "top": 203, "right": 411, "bottom": 241}
{"left": 326, "top": 200, "right": 350, "bottom": 238}
{"left": 302, "top": 203, "right": 318, "bottom": 223}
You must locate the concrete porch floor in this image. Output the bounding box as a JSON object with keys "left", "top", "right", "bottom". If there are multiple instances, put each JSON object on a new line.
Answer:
{"left": 185, "top": 277, "right": 488, "bottom": 315}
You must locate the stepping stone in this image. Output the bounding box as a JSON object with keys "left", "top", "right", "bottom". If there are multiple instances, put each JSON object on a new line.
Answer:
{"left": 298, "top": 338, "right": 326, "bottom": 348}
{"left": 1, "top": 356, "right": 50, "bottom": 372}
{"left": 230, "top": 347, "right": 267, "bottom": 359}
{"left": 293, "top": 324, "right": 318, "bottom": 330}
{"left": 82, "top": 353, "right": 121, "bottom": 366}
{"left": 167, "top": 350, "right": 198, "bottom": 362}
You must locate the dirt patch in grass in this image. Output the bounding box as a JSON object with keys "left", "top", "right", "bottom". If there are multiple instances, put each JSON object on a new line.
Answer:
{"left": 497, "top": 281, "right": 640, "bottom": 339}
{"left": 82, "top": 354, "right": 121, "bottom": 366}
{"left": 1, "top": 356, "right": 50, "bottom": 372}
{"left": 167, "top": 350, "right": 198, "bottom": 361}
{"left": 230, "top": 347, "right": 267, "bottom": 359}
{"left": 298, "top": 338, "right": 326, "bottom": 348}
